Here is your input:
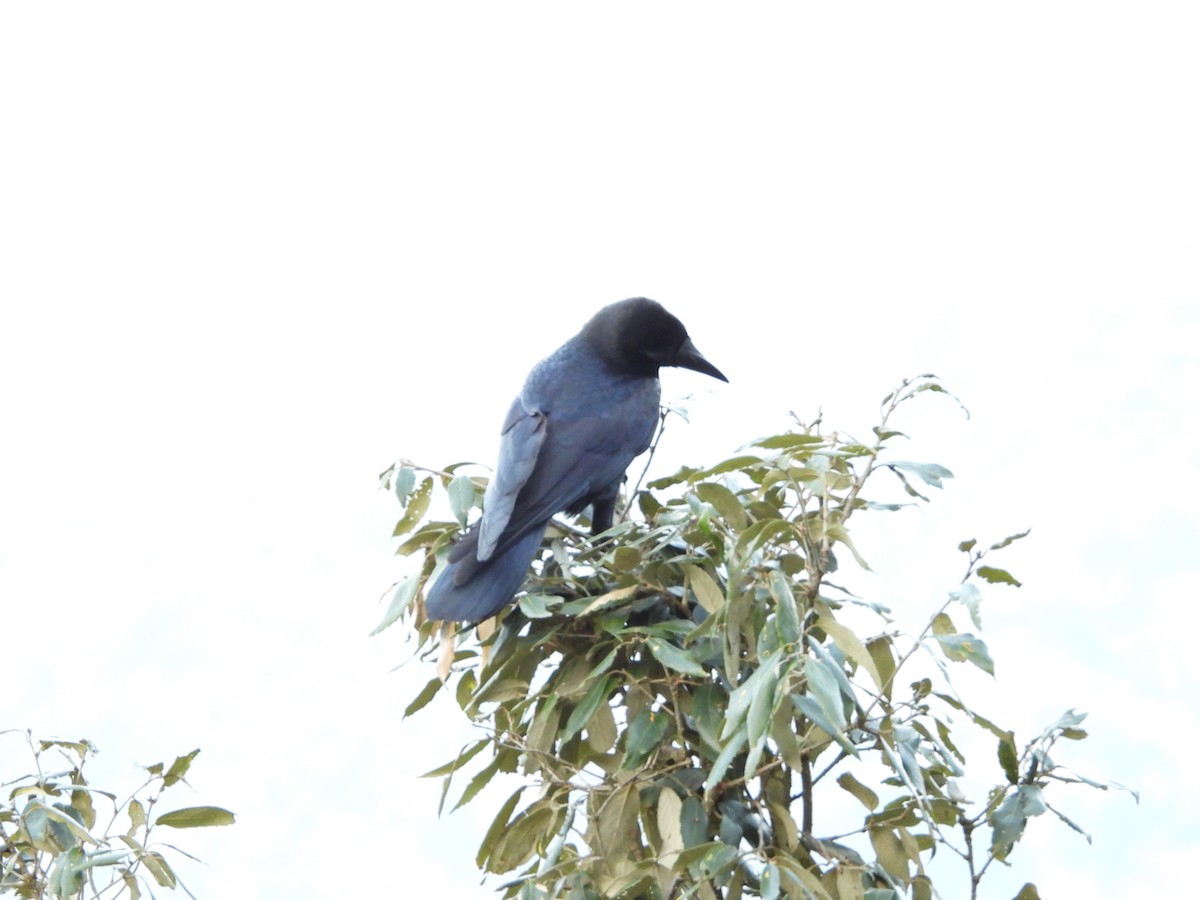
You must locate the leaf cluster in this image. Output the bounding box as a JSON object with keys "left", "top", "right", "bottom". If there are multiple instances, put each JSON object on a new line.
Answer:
{"left": 379, "top": 376, "right": 1132, "bottom": 900}
{"left": 0, "top": 732, "right": 235, "bottom": 899}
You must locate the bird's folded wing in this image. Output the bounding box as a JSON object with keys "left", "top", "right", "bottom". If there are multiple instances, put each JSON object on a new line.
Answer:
{"left": 477, "top": 395, "right": 546, "bottom": 560}
{"left": 479, "top": 397, "right": 658, "bottom": 559}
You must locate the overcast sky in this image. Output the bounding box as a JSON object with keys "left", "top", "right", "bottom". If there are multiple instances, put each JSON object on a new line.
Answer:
{"left": 2, "top": 3, "right": 1197, "bottom": 898}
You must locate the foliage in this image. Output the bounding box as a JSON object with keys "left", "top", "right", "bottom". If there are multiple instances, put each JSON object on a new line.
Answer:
{"left": 378, "top": 376, "right": 1132, "bottom": 900}
{"left": 0, "top": 733, "right": 235, "bottom": 899}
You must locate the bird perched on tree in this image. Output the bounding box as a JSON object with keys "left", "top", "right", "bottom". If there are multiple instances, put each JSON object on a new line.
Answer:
{"left": 424, "top": 297, "right": 727, "bottom": 623}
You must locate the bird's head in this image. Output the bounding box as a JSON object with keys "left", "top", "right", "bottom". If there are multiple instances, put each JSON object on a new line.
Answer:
{"left": 584, "top": 297, "right": 729, "bottom": 382}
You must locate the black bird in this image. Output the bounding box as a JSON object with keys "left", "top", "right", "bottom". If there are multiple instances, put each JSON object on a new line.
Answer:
{"left": 424, "top": 297, "right": 727, "bottom": 623}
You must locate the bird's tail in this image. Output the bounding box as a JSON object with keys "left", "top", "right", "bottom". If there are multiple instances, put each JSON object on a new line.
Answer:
{"left": 423, "top": 526, "right": 546, "bottom": 623}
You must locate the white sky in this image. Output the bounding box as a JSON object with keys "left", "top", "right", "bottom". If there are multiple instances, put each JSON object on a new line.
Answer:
{"left": 2, "top": 3, "right": 1197, "bottom": 897}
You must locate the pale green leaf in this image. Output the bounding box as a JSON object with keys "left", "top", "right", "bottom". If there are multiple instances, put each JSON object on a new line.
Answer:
{"left": 657, "top": 788, "right": 684, "bottom": 868}
{"left": 447, "top": 474, "right": 476, "bottom": 527}
{"left": 686, "top": 565, "right": 725, "bottom": 614}
{"left": 950, "top": 583, "right": 983, "bottom": 630}
{"left": 371, "top": 574, "right": 422, "bottom": 635}
{"left": 646, "top": 637, "right": 708, "bottom": 678}
{"left": 163, "top": 749, "right": 200, "bottom": 786}
{"left": 155, "top": 806, "right": 236, "bottom": 828}
{"left": 935, "top": 632, "right": 995, "bottom": 675}
{"left": 393, "top": 466, "right": 416, "bottom": 505}
{"left": 977, "top": 565, "right": 1022, "bottom": 587}
{"left": 837, "top": 772, "right": 879, "bottom": 810}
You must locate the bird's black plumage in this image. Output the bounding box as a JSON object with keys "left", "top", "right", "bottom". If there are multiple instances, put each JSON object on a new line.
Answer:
{"left": 424, "top": 297, "right": 727, "bottom": 623}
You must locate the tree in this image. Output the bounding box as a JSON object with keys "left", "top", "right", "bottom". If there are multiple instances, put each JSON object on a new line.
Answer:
{"left": 378, "top": 376, "right": 1131, "bottom": 900}
{"left": 0, "top": 732, "right": 234, "bottom": 898}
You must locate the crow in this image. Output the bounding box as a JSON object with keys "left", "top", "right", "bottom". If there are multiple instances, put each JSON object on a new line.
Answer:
{"left": 423, "top": 297, "right": 727, "bottom": 623}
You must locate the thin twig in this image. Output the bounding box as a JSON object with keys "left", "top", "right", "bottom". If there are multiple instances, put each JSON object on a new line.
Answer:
{"left": 624, "top": 407, "right": 671, "bottom": 516}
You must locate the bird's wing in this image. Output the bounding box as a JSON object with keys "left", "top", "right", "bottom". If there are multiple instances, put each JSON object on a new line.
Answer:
{"left": 477, "top": 395, "right": 547, "bottom": 560}
{"left": 477, "top": 391, "right": 658, "bottom": 562}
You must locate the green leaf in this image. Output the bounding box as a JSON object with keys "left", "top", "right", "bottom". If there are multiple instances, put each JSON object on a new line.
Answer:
{"left": 990, "top": 785, "right": 1047, "bottom": 860}
{"left": 691, "top": 683, "right": 724, "bottom": 751}
{"left": 958, "top": 538, "right": 977, "bottom": 553}
{"left": 454, "top": 753, "right": 505, "bottom": 813}
{"left": 689, "top": 841, "right": 739, "bottom": 881}
{"left": 475, "top": 787, "right": 525, "bottom": 869}
{"left": 371, "top": 574, "right": 422, "bottom": 635}
{"left": 392, "top": 476, "right": 433, "bottom": 538}
{"left": 686, "top": 564, "right": 725, "bottom": 614}
{"left": 577, "top": 584, "right": 638, "bottom": 615}
{"left": 824, "top": 522, "right": 871, "bottom": 570}
{"left": 931, "top": 612, "right": 956, "bottom": 636}
{"left": 646, "top": 637, "right": 708, "bottom": 678}
{"left": 804, "top": 654, "right": 849, "bottom": 732}
{"left": 687, "top": 454, "right": 766, "bottom": 482}
{"left": 155, "top": 806, "right": 236, "bottom": 828}
{"left": 870, "top": 826, "right": 911, "bottom": 882}
{"left": 977, "top": 565, "right": 1022, "bottom": 587}
{"left": 24, "top": 802, "right": 80, "bottom": 853}
{"left": 395, "top": 521, "right": 456, "bottom": 557}
{"left": 420, "top": 738, "right": 488, "bottom": 779}
{"left": 611, "top": 545, "right": 641, "bottom": 571}
{"left": 657, "top": 788, "right": 685, "bottom": 867}
{"left": 867, "top": 637, "right": 897, "bottom": 699}
{"left": 936, "top": 692, "right": 1014, "bottom": 743}
{"left": 837, "top": 772, "right": 879, "bottom": 810}
{"left": 447, "top": 474, "right": 476, "bottom": 527}
{"left": 404, "top": 676, "right": 443, "bottom": 718}
{"left": 680, "top": 795, "right": 708, "bottom": 848}
{"left": 935, "top": 632, "right": 995, "bottom": 675}
{"left": 704, "top": 727, "right": 748, "bottom": 792}
{"left": 989, "top": 529, "right": 1031, "bottom": 551}
{"left": 585, "top": 646, "right": 620, "bottom": 681}
{"left": 163, "top": 749, "right": 200, "bottom": 786}
{"left": 759, "top": 862, "right": 781, "bottom": 900}
{"left": 950, "top": 583, "right": 983, "bottom": 630}
{"left": 561, "top": 674, "right": 613, "bottom": 743}
{"left": 489, "top": 800, "right": 556, "bottom": 873}
{"left": 71, "top": 787, "right": 96, "bottom": 831}
{"left": 723, "top": 652, "right": 780, "bottom": 740}
{"left": 773, "top": 854, "right": 835, "bottom": 899}
{"left": 744, "top": 657, "right": 783, "bottom": 777}
{"left": 696, "top": 482, "right": 747, "bottom": 529}
{"left": 998, "top": 735, "right": 1020, "bottom": 784}
{"left": 622, "top": 708, "right": 671, "bottom": 770}
{"left": 141, "top": 850, "right": 177, "bottom": 888}
{"left": 393, "top": 465, "right": 416, "bottom": 505}
{"left": 1041, "top": 708, "right": 1088, "bottom": 741}
{"left": 77, "top": 849, "right": 130, "bottom": 869}
{"left": 518, "top": 592, "right": 561, "bottom": 618}
{"left": 455, "top": 668, "right": 477, "bottom": 710}
{"left": 48, "top": 846, "right": 86, "bottom": 896}
{"left": 887, "top": 460, "right": 953, "bottom": 488}
{"left": 734, "top": 519, "right": 800, "bottom": 562}
{"left": 794, "top": 694, "right": 857, "bottom": 757}
{"left": 817, "top": 614, "right": 882, "bottom": 692}
{"left": 588, "top": 692, "right": 618, "bottom": 752}
{"left": 1047, "top": 803, "right": 1092, "bottom": 843}
{"left": 769, "top": 571, "right": 800, "bottom": 645}
{"left": 596, "top": 781, "right": 641, "bottom": 861}
{"left": 126, "top": 799, "right": 146, "bottom": 837}
{"left": 752, "top": 433, "right": 825, "bottom": 450}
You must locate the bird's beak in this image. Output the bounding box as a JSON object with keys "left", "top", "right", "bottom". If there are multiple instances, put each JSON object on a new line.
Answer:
{"left": 673, "top": 337, "right": 728, "bottom": 382}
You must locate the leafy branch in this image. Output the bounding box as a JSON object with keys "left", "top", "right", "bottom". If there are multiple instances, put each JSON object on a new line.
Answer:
{"left": 0, "top": 732, "right": 234, "bottom": 899}
{"left": 379, "top": 376, "right": 1130, "bottom": 900}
